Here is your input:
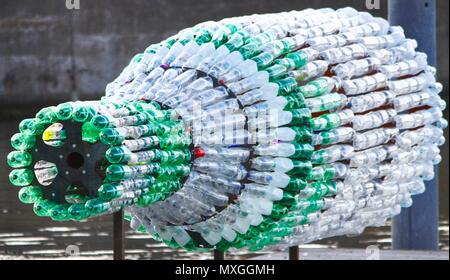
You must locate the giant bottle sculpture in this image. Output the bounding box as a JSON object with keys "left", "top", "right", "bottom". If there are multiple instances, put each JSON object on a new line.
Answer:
{"left": 7, "top": 7, "right": 447, "bottom": 252}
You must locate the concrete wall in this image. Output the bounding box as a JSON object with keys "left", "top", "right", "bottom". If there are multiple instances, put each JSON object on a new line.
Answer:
{"left": 0, "top": 0, "right": 448, "bottom": 108}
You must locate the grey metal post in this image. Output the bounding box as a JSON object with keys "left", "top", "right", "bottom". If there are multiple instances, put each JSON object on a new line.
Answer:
{"left": 389, "top": 0, "right": 439, "bottom": 250}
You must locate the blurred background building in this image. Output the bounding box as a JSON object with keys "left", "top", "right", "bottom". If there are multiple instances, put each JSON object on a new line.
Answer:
{"left": 0, "top": 0, "right": 448, "bottom": 259}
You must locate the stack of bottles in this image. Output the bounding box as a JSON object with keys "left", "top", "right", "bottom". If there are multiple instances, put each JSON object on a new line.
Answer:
{"left": 8, "top": 100, "right": 191, "bottom": 221}
{"left": 7, "top": 7, "right": 447, "bottom": 252}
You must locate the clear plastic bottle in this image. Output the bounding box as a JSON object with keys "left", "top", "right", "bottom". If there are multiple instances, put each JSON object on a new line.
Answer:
{"left": 228, "top": 71, "right": 269, "bottom": 95}
{"left": 358, "top": 26, "right": 405, "bottom": 50}
{"left": 395, "top": 125, "right": 444, "bottom": 149}
{"left": 237, "top": 83, "right": 279, "bottom": 106}
{"left": 353, "top": 128, "right": 399, "bottom": 150}
{"left": 193, "top": 160, "right": 247, "bottom": 180}
{"left": 392, "top": 89, "right": 440, "bottom": 113}
{"left": 394, "top": 107, "right": 442, "bottom": 129}
{"left": 348, "top": 90, "right": 395, "bottom": 113}
{"left": 379, "top": 52, "right": 428, "bottom": 79}
{"left": 388, "top": 72, "right": 435, "bottom": 96}
{"left": 320, "top": 44, "right": 368, "bottom": 64}
{"left": 332, "top": 57, "right": 381, "bottom": 80}
{"left": 352, "top": 109, "right": 397, "bottom": 131}
{"left": 350, "top": 144, "right": 397, "bottom": 167}
{"left": 342, "top": 73, "right": 388, "bottom": 96}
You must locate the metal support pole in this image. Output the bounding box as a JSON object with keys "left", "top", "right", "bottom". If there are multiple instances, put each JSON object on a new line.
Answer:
{"left": 288, "top": 246, "right": 299, "bottom": 260}
{"left": 113, "top": 209, "right": 125, "bottom": 260}
{"left": 389, "top": 0, "right": 439, "bottom": 250}
{"left": 213, "top": 249, "right": 225, "bottom": 260}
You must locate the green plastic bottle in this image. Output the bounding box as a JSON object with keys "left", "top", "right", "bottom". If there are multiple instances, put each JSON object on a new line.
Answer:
{"left": 36, "top": 107, "right": 58, "bottom": 124}
{"left": 11, "top": 133, "right": 36, "bottom": 150}
{"left": 252, "top": 52, "right": 275, "bottom": 69}
{"left": 68, "top": 203, "right": 90, "bottom": 221}
{"left": 73, "top": 105, "right": 96, "bottom": 122}
{"left": 286, "top": 160, "right": 313, "bottom": 176}
{"left": 85, "top": 198, "right": 111, "bottom": 216}
{"left": 276, "top": 77, "right": 298, "bottom": 94}
{"left": 33, "top": 199, "right": 57, "bottom": 217}
{"left": 91, "top": 114, "right": 113, "bottom": 129}
{"left": 7, "top": 151, "right": 32, "bottom": 168}
{"left": 18, "top": 186, "right": 43, "bottom": 204}
{"left": 310, "top": 112, "right": 342, "bottom": 131}
{"left": 307, "top": 165, "right": 337, "bottom": 181}
{"left": 299, "top": 181, "right": 337, "bottom": 199}
{"left": 105, "top": 164, "right": 160, "bottom": 181}
{"left": 9, "top": 168, "right": 34, "bottom": 186}
{"left": 56, "top": 102, "right": 75, "bottom": 120}
{"left": 288, "top": 126, "right": 312, "bottom": 143}
{"left": 284, "top": 177, "right": 307, "bottom": 192}
{"left": 298, "top": 77, "right": 336, "bottom": 98}
{"left": 50, "top": 204, "right": 70, "bottom": 221}
{"left": 19, "top": 118, "right": 45, "bottom": 135}
{"left": 98, "top": 182, "right": 123, "bottom": 200}
{"left": 265, "top": 64, "right": 288, "bottom": 79}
